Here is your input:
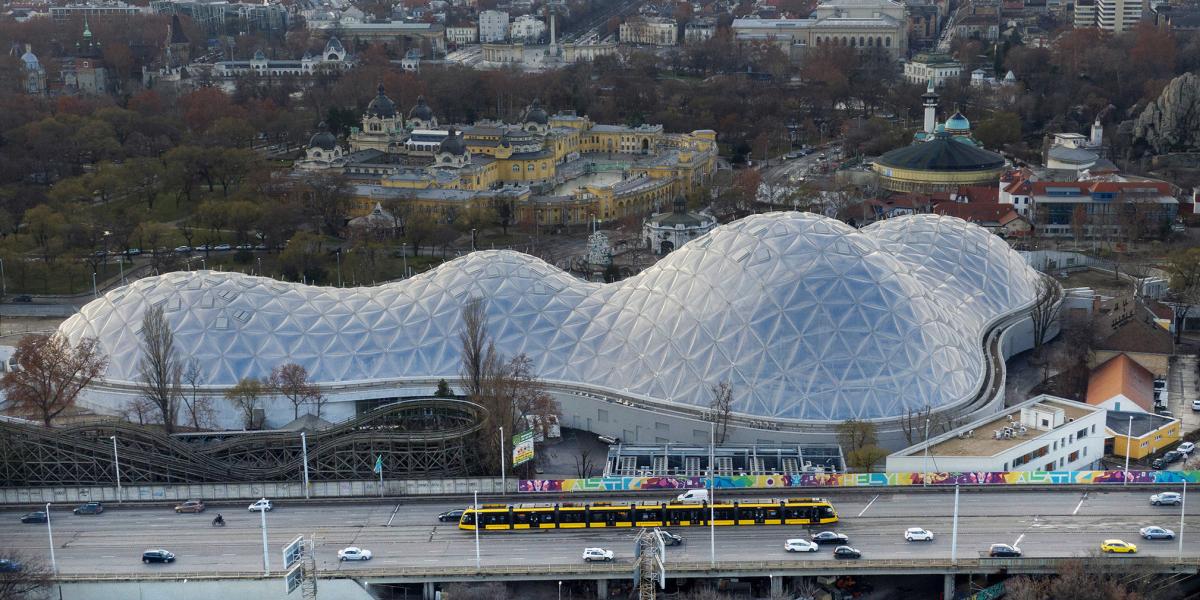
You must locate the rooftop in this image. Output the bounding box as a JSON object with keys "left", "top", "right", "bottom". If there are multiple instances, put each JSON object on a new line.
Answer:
{"left": 914, "top": 396, "right": 1098, "bottom": 457}
{"left": 1106, "top": 410, "right": 1177, "bottom": 439}
{"left": 1086, "top": 353, "right": 1155, "bottom": 412}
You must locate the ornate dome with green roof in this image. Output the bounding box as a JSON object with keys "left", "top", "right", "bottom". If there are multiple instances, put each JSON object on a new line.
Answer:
{"left": 873, "top": 131, "right": 1006, "bottom": 193}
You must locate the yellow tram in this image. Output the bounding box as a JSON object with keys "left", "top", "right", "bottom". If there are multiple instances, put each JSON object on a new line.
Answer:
{"left": 457, "top": 497, "right": 838, "bottom": 531}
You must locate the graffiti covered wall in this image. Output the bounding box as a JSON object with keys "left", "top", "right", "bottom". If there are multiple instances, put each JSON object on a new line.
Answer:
{"left": 518, "top": 470, "right": 1200, "bottom": 493}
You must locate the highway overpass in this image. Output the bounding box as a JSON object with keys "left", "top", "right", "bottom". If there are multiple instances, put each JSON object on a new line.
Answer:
{"left": 3, "top": 488, "right": 1197, "bottom": 599}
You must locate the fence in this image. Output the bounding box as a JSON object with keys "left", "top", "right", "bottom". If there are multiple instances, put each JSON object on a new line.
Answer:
{"left": 518, "top": 470, "right": 1200, "bottom": 492}
{"left": 0, "top": 477, "right": 508, "bottom": 505}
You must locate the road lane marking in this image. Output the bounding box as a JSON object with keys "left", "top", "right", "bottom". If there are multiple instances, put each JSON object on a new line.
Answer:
{"left": 386, "top": 505, "right": 401, "bottom": 527}
{"left": 858, "top": 495, "right": 879, "bottom": 517}
{"left": 1073, "top": 498, "right": 1085, "bottom": 515}
{"left": 1013, "top": 534, "right": 1025, "bottom": 548}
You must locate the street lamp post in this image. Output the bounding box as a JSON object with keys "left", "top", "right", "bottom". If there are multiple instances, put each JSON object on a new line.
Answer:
{"left": 0, "top": 257, "right": 6, "bottom": 297}
{"left": 335, "top": 249, "right": 342, "bottom": 287}
{"left": 922, "top": 418, "right": 931, "bottom": 487}
{"left": 300, "top": 432, "right": 311, "bottom": 500}
{"left": 950, "top": 484, "right": 960, "bottom": 564}
{"left": 45, "top": 502, "right": 57, "bottom": 575}
{"left": 256, "top": 257, "right": 262, "bottom": 276}
{"left": 118, "top": 256, "right": 125, "bottom": 285}
{"left": 92, "top": 272, "right": 98, "bottom": 298}
{"left": 499, "top": 426, "right": 506, "bottom": 493}
{"left": 473, "top": 490, "right": 481, "bottom": 570}
{"left": 260, "top": 504, "right": 270, "bottom": 575}
{"left": 110, "top": 435, "right": 121, "bottom": 503}
{"left": 1176, "top": 477, "right": 1185, "bottom": 561}
{"left": 558, "top": 580, "right": 562, "bottom": 600}
{"left": 471, "top": 229, "right": 477, "bottom": 251}
{"left": 709, "top": 420, "right": 715, "bottom": 566}
{"left": 1124, "top": 415, "right": 1133, "bottom": 485}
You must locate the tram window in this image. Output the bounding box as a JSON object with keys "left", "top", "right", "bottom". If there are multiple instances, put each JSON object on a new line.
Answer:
{"left": 589, "top": 511, "right": 612, "bottom": 524}
{"left": 765, "top": 508, "right": 781, "bottom": 520}
{"left": 513, "top": 512, "right": 531, "bottom": 526}
{"left": 783, "top": 507, "right": 804, "bottom": 520}
{"left": 614, "top": 510, "right": 631, "bottom": 522}
{"left": 668, "top": 507, "right": 698, "bottom": 522}
{"left": 820, "top": 506, "right": 835, "bottom": 518}
{"left": 637, "top": 508, "right": 662, "bottom": 521}
{"left": 462, "top": 513, "right": 476, "bottom": 525}
{"left": 483, "top": 513, "right": 508, "bottom": 526}
{"left": 560, "top": 511, "right": 585, "bottom": 524}
{"left": 538, "top": 512, "right": 556, "bottom": 523}
{"left": 713, "top": 507, "right": 734, "bottom": 521}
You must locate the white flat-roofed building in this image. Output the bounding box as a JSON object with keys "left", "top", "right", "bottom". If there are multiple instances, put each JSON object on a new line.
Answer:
{"left": 479, "top": 10, "right": 509, "bottom": 42}
{"left": 886, "top": 395, "right": 1107, "bottom": 472}
{"left": 446, "top": 25, "right": 477, "bottom": 44}
{"left": 904, "top": 52, "right": 962, "bottom": 86}
{"left": 510, "top": 14, "right": 546, "bottom": 42}
{"left": 732, "top": 0, "right": 907, "bottom": 58}
{"left": 620, "top": 16, "right": 678, "bottom": 46}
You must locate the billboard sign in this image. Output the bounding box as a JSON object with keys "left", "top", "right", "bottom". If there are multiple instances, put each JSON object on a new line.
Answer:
{"left": 284, "top": 563, "right": 304, "bottom": 595}
{"left": 282, "top": 535, "right": 304, "bottom": 570}
{"left": 513, "top": 430, "right": 535, "bottom": 467}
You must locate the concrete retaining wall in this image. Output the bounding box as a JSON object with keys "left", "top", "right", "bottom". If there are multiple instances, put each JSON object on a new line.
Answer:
{"left": 56, "top": 579, "right": 375, "bottom": 600}
{"left": 0, "top": 477, "right": 508, "bottom": 505}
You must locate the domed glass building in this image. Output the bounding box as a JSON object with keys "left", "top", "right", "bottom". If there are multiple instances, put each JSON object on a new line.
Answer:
{"left": 59, "top": 213, "right": 1041, "bottom": 437}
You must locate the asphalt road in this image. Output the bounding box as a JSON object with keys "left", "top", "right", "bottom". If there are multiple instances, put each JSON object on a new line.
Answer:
{"left": 2, "top": 488, "right": 1196, "bottom": 575}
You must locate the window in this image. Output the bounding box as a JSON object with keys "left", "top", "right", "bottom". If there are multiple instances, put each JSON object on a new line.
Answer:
{"left": 1044, "top": 462, "right": 1055, "bottom": 471}
{"left": 655, "top": 422, "right": 669, "bottom": 432}
{"left": 1012, "top": 445, "right": 1050, "bottom": 468}
{"left": 1077, "top": 427, "right": 1088, "bottom": 440}
{"left": 1053, "top": 441, "right": 1057, "bottom": 451}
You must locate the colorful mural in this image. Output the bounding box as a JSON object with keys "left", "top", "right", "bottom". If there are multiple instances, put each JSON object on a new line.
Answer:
{"left": 517, "top": 470, "right": 1200, "bottom": 493}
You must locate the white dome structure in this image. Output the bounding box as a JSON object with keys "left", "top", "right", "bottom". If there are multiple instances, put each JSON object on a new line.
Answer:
{"left": 58, "top": 213, "right": 1042, "bottom": 425}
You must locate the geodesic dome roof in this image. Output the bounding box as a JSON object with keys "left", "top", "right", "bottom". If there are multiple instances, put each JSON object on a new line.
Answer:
{"left": 58, "top": 212, "right": 1041, "bottom": 421}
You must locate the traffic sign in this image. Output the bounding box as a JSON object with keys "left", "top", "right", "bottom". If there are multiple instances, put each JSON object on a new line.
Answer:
{"left": 282, "top": 535, "right": 304, "bottom": 570}
{"left": 284, "top": 563, "right": 304, "bottom": 595}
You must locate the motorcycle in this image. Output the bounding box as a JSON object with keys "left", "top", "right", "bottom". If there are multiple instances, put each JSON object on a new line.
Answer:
{"left": 212, "top": 516, "right": 225, "bottom": 527}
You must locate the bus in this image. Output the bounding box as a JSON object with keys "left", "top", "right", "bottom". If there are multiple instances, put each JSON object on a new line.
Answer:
{"left": 458, "top": 497, "right": 838, "bottom": 531}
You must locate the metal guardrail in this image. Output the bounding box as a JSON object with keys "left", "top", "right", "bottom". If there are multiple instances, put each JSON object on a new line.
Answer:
{"left": 53, "top": 556, "right": 1200, "bottom": 582}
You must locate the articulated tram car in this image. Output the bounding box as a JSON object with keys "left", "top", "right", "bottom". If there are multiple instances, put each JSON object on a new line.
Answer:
{"left": 457, "top": 498, "right": 838, "bottom": 531}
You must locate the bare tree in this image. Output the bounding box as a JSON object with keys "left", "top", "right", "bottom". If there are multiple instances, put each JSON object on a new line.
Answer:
{"left": 0, "top": 548, "right": 53, "bottom": 600}
{"left": 0, "top": 334, "right": 108, "bottom": 427}
{"left": 1165, "top": 247, "right": 1200, "bottom": 343}
{"left": 225, "top": 377, "right": 265, "bottom": 430}
{"left": 180, "top": 359, "right": 215, "bottom": 430}
{"left": 121, "top": 396, "right": 157, "bottom": 426}
{"left": 138, "top": 305, "right": 182, "bottom": 432}
{"left": 459, "top": 297, "right": 494, "bottom": 404}
{"left": 899, "top": 404, "right": 932, "bottom": 446}
{"left": 709, "top": 381, "right": 733, "bottom": 444}
{"left": 268, "top": 363, "right": 321, "bottom": 421}
{"left": 575, "top": 447, "right": 597, "bottom": 478}
{"left": 1030, "top": 275, "right": 1062, "bottom": 352}
{"left": 441, "top": 583, "right": 511, "bottom": 600}
{"left": 1004, "top": 558, "right": 1181, "bottom": 600}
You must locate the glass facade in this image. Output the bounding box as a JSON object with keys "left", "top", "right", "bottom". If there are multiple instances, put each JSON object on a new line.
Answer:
{"left": 60, "top": 213, "right": 1040, "bottom": 422}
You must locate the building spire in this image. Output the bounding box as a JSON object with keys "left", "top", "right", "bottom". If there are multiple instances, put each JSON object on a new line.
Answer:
{"left": 83, "top": 15, "right": 92, "bottom": 38}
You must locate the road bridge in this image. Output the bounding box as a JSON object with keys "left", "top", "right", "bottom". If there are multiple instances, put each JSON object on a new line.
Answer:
{"left": 4, "top": 488, "right": 1197, "bottom": 598}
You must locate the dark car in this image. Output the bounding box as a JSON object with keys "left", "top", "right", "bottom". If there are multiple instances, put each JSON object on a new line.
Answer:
{"left": 10, "top": 295, "right": 31, "bottom": 303}
{"left": 20, "top": 511, "right": 47, "bottom": 524}
{"left": 73, "top": 502, "right": 103, "bottom": 515}
{"left": 659, "top": 531, "right": 684, "bottom": 546}
{"left": 174, "top": 500, "right": 206, "bottom": 513}
{"left": 1164, "top": 451, "right": 1184, "bottom": 464}
{"left": 0, "top": 559, "right": 21, "bottom": 573}
{"left": 1152, "top": 458, "right": 1167, "bottom": 470}
{"left": 142, "top": 549, "right": 175, "bottom": 564}
{"left": 438, "top": 509, "right": 464, "bottom": 523}
{"left": 811, "top": 531, "right": 849, "bottom": 545}
{"left": 989, "top": 543, "right": 1022, "bottom": 557}
{"left": 832, "top": 546, "right": 861, "bottom": 559}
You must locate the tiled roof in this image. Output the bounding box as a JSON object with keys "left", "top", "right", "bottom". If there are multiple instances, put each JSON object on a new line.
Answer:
{"left": 1086, "top": 353, "right": 1155, "bottom": 412}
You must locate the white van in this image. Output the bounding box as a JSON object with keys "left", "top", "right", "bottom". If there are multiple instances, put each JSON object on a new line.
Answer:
{"left": 675, "top": 489, "right": 709, "bottom": 504}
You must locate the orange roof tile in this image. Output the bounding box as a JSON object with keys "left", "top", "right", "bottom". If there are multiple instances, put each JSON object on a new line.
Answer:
{"left": 1086, "top": 353, "right": 1156, "bottom": 411}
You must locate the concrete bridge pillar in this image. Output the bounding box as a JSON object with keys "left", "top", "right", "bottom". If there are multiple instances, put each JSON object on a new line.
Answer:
{"left": 597, "top": 578, "right": 609, "bottom": 599}
{"left": 944, "top": 573, "right": 955, "bottom": 599}
{"left": 770, "top": 575, "right": 783, "bottom": 598}
{"left": 423, "top": 581, "right": 437, "bottom": 600}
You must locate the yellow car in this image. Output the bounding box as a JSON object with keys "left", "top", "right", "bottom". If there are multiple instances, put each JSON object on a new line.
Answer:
{"left": 1101, "top": 539, "right": 1138, "bottom": 554}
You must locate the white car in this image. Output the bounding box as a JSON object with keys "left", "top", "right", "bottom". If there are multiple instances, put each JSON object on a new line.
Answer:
{"left": 248, "top": 498, "right": 273, "bottom": 512}
{"left": 582, "top": 548, "right": 614, "bottom": 562}
{"left": 785, "top": 539, "right": 819, "bottom": 552}
{"left": 904, "top": 527, "right": 934, "bottom": 542}
{"left": 1151, "top": 492, "right": 1183, "bottom": 506}
{"left": 337, "top": 547, "right": 372, "bottom": 561}
{"left": 1179, "top": 442, "right": 1195, "bottom": 454}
